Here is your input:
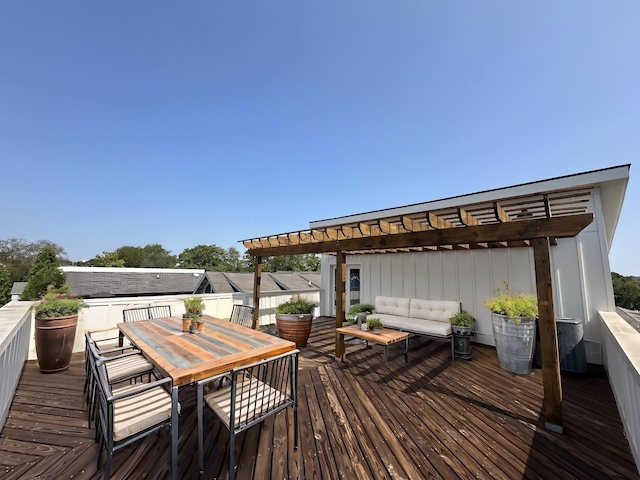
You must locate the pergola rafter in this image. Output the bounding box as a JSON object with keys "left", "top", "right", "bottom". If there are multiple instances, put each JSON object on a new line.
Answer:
{"left": 242, "top": 186, "right": 596, "bottom": 435}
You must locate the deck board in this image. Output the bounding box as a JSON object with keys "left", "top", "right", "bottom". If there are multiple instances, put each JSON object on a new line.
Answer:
{"left": 1, "top": 316, "right": 638, "bottom": 479}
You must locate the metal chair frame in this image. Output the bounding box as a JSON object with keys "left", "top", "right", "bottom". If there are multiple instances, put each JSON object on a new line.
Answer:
{"left": 93, "top": 350, "right": 177, "bottom": 479}
{"left": 197, "top": 349, "right": 299, "bottom": 480}
{"left": 85, "top": 333, "right": 154, "bottom": 429}
{"left": 119, "top": 305, "right": 172, "bottom": 346}
{"left": 229, "top": 304, "right": 255, "bottom": 329}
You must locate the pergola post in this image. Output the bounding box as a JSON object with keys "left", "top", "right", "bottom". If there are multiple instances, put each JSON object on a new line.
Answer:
{"left": 252, "top": 256, "right": 262, "bottom": 330}
{"left": 532, "top": 237, "right": 563, "bottom": 433}
{"left": 335, "top": 252, "right": 346, "bottom": 350}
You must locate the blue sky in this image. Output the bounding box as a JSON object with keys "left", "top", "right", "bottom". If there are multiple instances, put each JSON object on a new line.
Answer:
{"left": 1, "top": 1, "right": 638, "bottom": 275}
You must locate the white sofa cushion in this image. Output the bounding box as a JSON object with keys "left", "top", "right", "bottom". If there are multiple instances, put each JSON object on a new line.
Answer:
{"left": 375, "top": 296, "right": 411, "bottom": 317}
{"left": 409, "top": 299, "right": 460, "bottom": 323}
{"left": 377, "top": 314, "right": 452, "bottom": 336}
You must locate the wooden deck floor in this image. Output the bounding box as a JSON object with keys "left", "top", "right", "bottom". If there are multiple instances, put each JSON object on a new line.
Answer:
{"left": 1, "top": 316, "right": 638, "bottom": 479}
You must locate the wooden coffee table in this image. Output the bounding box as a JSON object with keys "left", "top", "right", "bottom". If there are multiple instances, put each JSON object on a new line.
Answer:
{"left": 336, "top": 325, "right": 409, "bottom": 363}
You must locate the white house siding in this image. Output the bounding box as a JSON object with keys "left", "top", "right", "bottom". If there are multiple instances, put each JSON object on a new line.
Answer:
{"left": 320, "top": 188, "right": 615, "bottom": 364}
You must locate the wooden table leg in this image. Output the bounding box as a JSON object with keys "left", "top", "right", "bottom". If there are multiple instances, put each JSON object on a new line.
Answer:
{"left": 383, "top": 345, "right": 388, "bottom": 363}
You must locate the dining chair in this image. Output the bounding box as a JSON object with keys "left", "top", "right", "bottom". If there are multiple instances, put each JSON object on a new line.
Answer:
{"left": 148, "top": 305, "right": 172, "bottom": 319}
{"left": 84, "top": 329, "right": 139, "bottom": 411}
{"left": 93, "top": 347, "right": 178, "bottom": 480}
{"left": 85, "top": 333, "right": 154, "bottom": 428}
{"left": 229, "top": 304, "right": 255, "bottom": 329}
{"left": 196, "top": 349, "right": 299, "bottom": 480}
{"left": 119, "top": 306, "right": 153, "bottom": 346}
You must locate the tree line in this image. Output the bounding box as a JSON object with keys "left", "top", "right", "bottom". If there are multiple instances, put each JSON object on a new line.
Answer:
{"left": 0, "top": 238, "right": 320, "bottom": 306}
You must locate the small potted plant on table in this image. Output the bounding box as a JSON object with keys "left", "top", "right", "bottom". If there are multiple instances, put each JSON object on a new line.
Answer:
{"left": 183, "top": 297, "right": 204, "bottom": 333}
{"left": 366, "top": 317, "right": 384, "bottom": 332}
{"left": 275, "top": 297, "right": 316, "bottom": 347}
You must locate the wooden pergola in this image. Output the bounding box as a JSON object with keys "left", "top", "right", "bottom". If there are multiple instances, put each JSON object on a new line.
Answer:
{"left": 241, "top": 187, "right": 595, "bottom": 433}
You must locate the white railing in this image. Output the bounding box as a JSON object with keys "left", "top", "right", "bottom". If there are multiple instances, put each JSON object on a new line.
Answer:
{"left": 600, "top": 311, "right": 640, "bottom": 473}
{"left": 0, "top": 301, "right": 33, "bottom": 434}
{"left": 0, "top": 288, "right": 322, "bottom": 435}
{"left": 24, "top": 289, "right": 322, "bottom": 360}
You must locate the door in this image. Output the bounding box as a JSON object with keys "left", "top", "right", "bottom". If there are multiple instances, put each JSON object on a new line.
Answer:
{"left": 330, "top": 265, "right": 361, "bottom": 316}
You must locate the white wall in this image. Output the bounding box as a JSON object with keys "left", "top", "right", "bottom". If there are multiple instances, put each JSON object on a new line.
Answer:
{"left": 320, "top": 188, "right": 615, "bottom": 364}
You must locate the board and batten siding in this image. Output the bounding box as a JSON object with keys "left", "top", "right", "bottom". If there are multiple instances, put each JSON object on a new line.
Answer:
{"left": 320, "top": 187, "right": 615, "bottom": 364}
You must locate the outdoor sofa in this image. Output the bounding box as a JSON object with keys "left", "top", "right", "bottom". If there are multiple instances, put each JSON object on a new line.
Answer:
{"left": 373, "top": 296, "right": 461, "bottom": 360}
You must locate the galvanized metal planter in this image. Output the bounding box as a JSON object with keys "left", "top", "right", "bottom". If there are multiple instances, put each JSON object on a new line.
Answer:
{"left": 491, "top": 313, "right": 537, "bottom": 375}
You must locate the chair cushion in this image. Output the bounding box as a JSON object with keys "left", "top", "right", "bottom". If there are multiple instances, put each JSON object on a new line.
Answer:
{"left": 374, "top": 296, "right": 411, "bottom": 317}
{"left": 378, "top": 314, "right": 452, "bottom": 336}
{"left": 204, "top": 377, "right": 287, "bottom": 430}
{"left": 111, "top": 384, "right": 177, "bottom": 442}
{"left": 105, "top": 355, "right": 153, "bottom": 383}
{"left": 409, "top": 299, "right": 460, "bottom": 323}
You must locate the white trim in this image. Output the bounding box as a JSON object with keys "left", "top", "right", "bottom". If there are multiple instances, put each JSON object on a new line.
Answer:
{"left": 60, "top": 266, "right": 205, "bottom": 275}
{"left": 310, "top": 164, "right": 630, "bottom": 228}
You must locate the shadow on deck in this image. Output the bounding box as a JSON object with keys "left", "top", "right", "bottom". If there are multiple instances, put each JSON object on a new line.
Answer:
{"left": 1, "top": 316, "right": 638, "bottom": 479}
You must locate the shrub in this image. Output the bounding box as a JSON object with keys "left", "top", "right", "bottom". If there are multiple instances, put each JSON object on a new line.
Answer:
{"left": 34, "top": 285, "right": 86, "bottom": 318}
{"left": 450, "top": 310, "right": 475, "bottom": 327}
{"left": 347, "top": 303, "right": 375, "bottom": 318}
{"left": 483, "top": 282, "right": 538, "bottom": 319}
{"left": 276, "top": 297, "right": 315, "bottom": 315}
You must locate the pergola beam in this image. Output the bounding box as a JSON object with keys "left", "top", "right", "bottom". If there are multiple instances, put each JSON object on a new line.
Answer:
{"left": 247, "top": 213, "right": 593, "bottom": 257}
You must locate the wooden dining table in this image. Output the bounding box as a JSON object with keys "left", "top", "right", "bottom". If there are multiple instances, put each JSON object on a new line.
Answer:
{"left": 117, "top": 315, "right": 296, "bottom": 480}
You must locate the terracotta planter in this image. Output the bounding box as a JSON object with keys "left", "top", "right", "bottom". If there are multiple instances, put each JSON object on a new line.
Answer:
{"left": 275, "top": 313, "right": 313, "bottom": 347}
{"left": 197, "top": 321, "right": 204, "bottom": 332}
{"left": 35, "top": 314, "right": 78, "bottom": 373}
{"left": 182, "top": 318, "right": 191, "bottom": 332}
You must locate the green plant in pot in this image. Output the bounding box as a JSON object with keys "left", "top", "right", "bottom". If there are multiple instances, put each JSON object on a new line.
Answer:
{"left": 183, "top": 297, "right": 204, "bottom": 333}
{"left": 450, "top": 310, "right": 475, "bottom": 361}
{"left": 366, "top": 317, "right": 383, "bottom": 331}
{"left": 347, "top": 303, "right": 375, "bottom": 326}
{"left": 450, "top": 310, "right": 475, "bottom": 336}
{"left": 275, "top": 297, "right": 316, "bottom": 347}
{"left": 33, "top": 285, "right": 87, "bottom": 373}
{"left": 483, "top": 282, "right": 538, "bottom": 375}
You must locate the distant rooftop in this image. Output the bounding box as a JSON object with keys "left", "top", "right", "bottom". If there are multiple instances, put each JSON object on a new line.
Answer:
{"left": 58, "top": 267, "right": 320, "bottom": 298}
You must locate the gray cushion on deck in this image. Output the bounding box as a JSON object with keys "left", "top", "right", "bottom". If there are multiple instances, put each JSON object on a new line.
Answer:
{"left": 111, "top": 384, "right": 178, "bottom": 442}
{"left": 105, "top": 355, "right": 153, "bottom": 382}
{"left": 204, "top": 377, "right": 287, "bottom": 429}
{"left": 377, "top": 314, "right": 452, "bottom": 336}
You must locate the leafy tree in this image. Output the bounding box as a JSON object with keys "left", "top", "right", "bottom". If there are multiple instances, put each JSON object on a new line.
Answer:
{"left": 0, "top": 266, "right": 12, "bottom": 307}
{"left": 140, "top": 244, "right": 177, "bottom": 268}
{"left": 612, "top": 272, "right": 640, "bottom": 310}
{"left": 0, "top": 238, "right": 67, "bottom": 282}
{"left": 224, "top": 247, "right": 243, "bottom": 272}
{"left": 115, "top": 246, "right": 146, "bottom": 267}
{"left": 20, "top": 246, "right": 66, "bottom": 300}
{"left": 87, "top": 251, "right": 126, "bottom": 267}
{"left": 178, "top": 244, "right": 230, "bottom": 271}
{"left": 243, "top": 253, "right": 321, "bottom": 273}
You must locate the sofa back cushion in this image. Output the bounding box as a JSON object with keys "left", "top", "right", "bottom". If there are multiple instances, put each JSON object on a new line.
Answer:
{"left": 410, "top": 299, "right": 460, "bottom": 323}
{"left": 375, "top": 296, "right": 411, "bottom": 318}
